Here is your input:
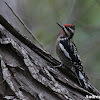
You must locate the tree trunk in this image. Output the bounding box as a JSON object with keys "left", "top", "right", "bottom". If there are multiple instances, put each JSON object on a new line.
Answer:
{"left": 0, "top": 1, "right": 100, "bottom": 100}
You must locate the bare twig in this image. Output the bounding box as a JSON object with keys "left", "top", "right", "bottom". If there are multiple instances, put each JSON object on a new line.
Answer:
{"left": 4, "top": 1, "right": 49, "bottom": 54}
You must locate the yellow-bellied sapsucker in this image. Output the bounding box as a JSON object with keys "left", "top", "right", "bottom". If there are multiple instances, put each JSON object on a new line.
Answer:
{"left": 56, "top": 22, "right": 88, "bottom": 90}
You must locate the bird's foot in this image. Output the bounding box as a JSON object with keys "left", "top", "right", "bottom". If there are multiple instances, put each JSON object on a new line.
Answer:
{"left": 54, "top": 63, "right": 64, "bottom": 68}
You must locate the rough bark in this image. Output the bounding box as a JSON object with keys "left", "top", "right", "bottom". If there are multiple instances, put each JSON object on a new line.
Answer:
{"left": 0, "top": 4, "right": 100, "bottom": 100}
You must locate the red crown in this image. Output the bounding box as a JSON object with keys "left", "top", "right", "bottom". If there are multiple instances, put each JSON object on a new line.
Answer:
{"left": 64, "top": 24, "right": 73, "bottom": 27}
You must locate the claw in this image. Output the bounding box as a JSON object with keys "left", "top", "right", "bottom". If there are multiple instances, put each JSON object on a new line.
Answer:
{"left": 54, "top": 63, "right": 63, "bottom": 68}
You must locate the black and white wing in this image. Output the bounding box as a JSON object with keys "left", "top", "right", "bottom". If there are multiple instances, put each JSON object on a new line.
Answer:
{"left": 59, "top": 38, "right": 89, "bottom": 89}
{"left": 59, "top": 38, "right": 82, "bottom": 67}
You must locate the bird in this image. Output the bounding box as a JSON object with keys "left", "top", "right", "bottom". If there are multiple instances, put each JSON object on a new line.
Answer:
{"left": 55, "top": 22, "right": 88, "bottom": 90}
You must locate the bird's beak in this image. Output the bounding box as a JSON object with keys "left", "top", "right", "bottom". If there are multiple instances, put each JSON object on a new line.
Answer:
{"left": 56, "top": 22, "right": 63, "bottom": 29}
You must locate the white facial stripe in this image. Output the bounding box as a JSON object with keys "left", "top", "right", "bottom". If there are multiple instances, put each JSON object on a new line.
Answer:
{"left": 63, "top": 26, "right": 68, "bottom": 33}
{"left": 63, "top": 26, "right": 70, "bottom": 36}
{"left": 59, "top": 43, "right": 72, "bottom": 60}
{"left": 68, "top": 27, "right": 75, "bottom": 33}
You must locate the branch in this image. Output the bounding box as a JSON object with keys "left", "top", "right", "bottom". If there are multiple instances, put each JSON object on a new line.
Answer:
{"left": 0, "top": 12, "right": 100, "bottom": 100}
{"left": 4, "top": 1, "right": 48, "bottom": 54}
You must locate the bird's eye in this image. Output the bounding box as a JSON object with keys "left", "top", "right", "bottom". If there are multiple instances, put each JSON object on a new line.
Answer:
{"left": 70, "top": 26, "right": 75, "bottom": 30}
{"left": 69, "top": 26, "right": 73, "bottom": 28}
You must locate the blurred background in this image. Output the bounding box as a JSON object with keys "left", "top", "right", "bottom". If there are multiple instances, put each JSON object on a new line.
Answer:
{"left": 7, "top": 0, "right": 100, "bottom": 90}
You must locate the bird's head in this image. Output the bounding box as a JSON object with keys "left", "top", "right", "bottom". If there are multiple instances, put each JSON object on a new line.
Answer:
{"left": 56, "top": 22, "right": 75, "bottom": 39}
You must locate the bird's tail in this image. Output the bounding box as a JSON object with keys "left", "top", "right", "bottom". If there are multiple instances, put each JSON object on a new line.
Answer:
{"left": 72, "top": 66, "right": 89, "bottom": 90}
{"left": 78, "top": 70, "right": 88, "bottom": 90}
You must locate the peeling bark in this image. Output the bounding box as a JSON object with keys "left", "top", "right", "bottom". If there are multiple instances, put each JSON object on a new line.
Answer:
{"left": 0, "top": 10, "right": 100, "bottom": 100}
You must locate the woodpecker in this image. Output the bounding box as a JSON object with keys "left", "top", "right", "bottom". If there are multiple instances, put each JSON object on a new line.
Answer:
{"left": 56, "top": 22, "right": 88, "bottom": 90}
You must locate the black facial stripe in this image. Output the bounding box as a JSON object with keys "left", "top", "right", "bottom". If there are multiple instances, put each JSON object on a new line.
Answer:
{"left": 70, "top": 26, "right": 75, "bottom": 30}
{"left": 66, "top": 27, "right": 73, "bottom": 34}
{"left": 65, "top": 27, "right": 74, "bottom": 39}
